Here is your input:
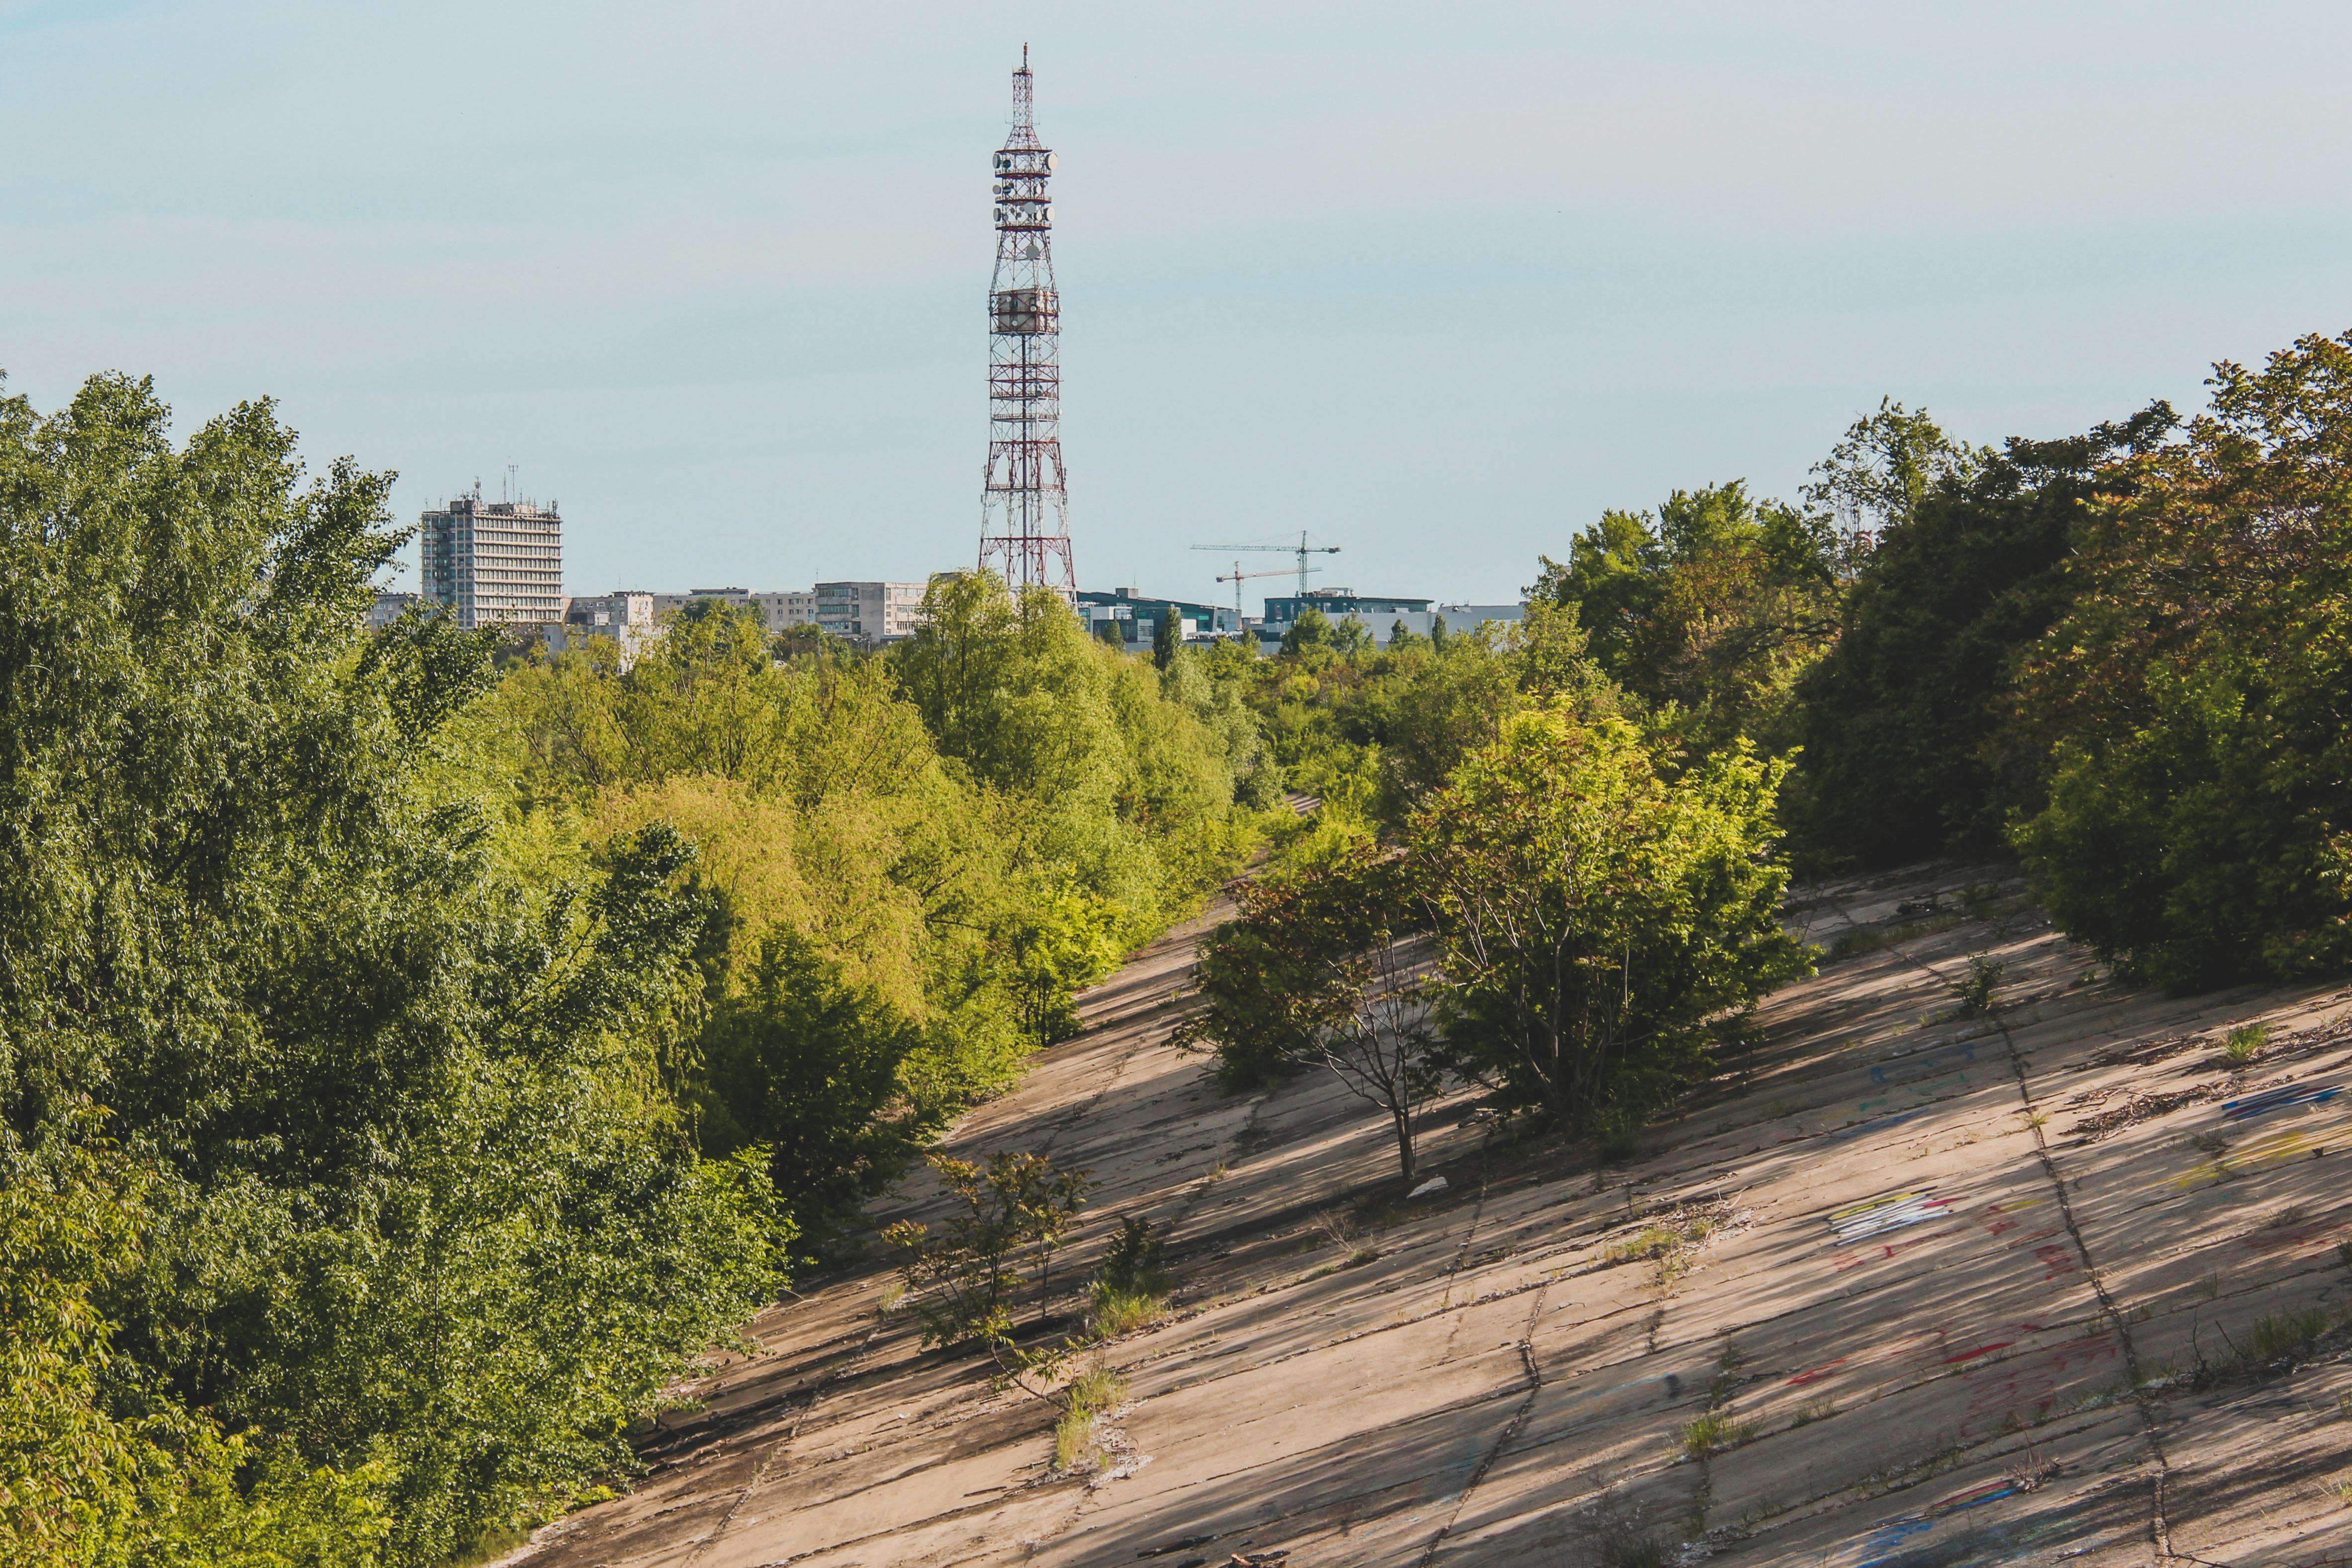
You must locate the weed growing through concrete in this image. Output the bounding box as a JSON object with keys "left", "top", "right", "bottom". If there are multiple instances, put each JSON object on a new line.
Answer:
{"left": 1953, "top": 956, "right": 2006, "bottom": 1016}
{"left": 2268, "top": 1205, "right": 2309, "bottom": 1230}
{"left": 2338, "top": 1238, "right": 2352, "bottom": 1270}
{"left": 1680, "top": 1410, "right": 1758, "bottom": 1459}
{"left": 1603, "top": 1204, "right": 1725, "bottom": 1292}
{"left": 2196, "top": 1270, "right": 2223, "bottom": 1302}
{"left": 1571, "top": 1480, "right": 1668, "bottom": 1568}
{"left": 1051, "top": 1360, "right": 1129, "bottom": 1473}
{"left": 1087, "top": 1286, "right": 1167, "bottom": 1337}
{"left": 2240, "top": 1307, "right": 2329, "bottom": 1364}
{"left": 1706, "top": 1340, "right": 1748, "bottom": 1408}
{"left": 2004, "top": 1439, "right": 2060, "bottom": 1493}
{"left": 2224, "top": 1022, "right": 2271, "bottom": 1065}
{"left": 1789, "top": 1394, "right": 1836, "bottom": 1428}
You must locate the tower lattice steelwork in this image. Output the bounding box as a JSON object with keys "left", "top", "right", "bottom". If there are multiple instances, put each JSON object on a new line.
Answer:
{"left": 976, "top": 48, "right": 1076, "bottom": 593}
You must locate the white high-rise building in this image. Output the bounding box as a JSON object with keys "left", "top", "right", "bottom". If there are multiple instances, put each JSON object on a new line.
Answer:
{"left": 419, "top": 493, "right": 563, "bottom": 630}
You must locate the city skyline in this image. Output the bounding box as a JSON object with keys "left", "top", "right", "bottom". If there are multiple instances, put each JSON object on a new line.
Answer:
{"left": 8, "top": 4, "right": 2352, "bottom": 608}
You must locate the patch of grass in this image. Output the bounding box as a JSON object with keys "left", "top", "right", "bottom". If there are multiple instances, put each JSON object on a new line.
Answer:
{"left": 1052, "top": 1407, "right": 1103, "bottom": 1472}
{"left": 2196, "top": 1270, "right": 2223, "bottom": 1302}
{"left": 2223, "top": 1022, "right": 2271, "bottom": 1065}
{"left": 1086, "top": 1284, "right": 1168, "bottom": 1338}
{"left": 1827, "top": 927, "right": 1888, "bottom": 961}
{"left": 1573, "top": 1484, "right": 1669, "bottom": 1568}
{"left": 2337, "top": 1238, "right": 2352, "bottom": 1270}
{"left": 2241, "top": 1308, "right": 2329, "bottom": 1364}
{"left": 1604, "top": 1208, "right": 1724, "bottom": 1293}
{"left": 2269, "top": 1205, "right": 2310, "bottom": 1230}
{"left": 1680, "top": 1410, "right": 1758, "bottom": 1458}
{"left": 1789, "top": 1394, "right": 1837, "bottom": 1427}
{"left": 1052, "top": 1359, "right": 1130, "bottom": 1473}
{"left": 1064, "top": 1360, "right": 1124, "bottom": 1412}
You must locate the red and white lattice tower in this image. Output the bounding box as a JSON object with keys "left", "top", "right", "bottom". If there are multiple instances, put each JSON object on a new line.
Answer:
{"left": 976, "top": 48, "right": 1077, "bottom": 594}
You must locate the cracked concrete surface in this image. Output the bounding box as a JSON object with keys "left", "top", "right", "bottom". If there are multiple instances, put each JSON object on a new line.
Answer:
{"left": 502, "top": 867, "right": 2352, "bottom": 1567}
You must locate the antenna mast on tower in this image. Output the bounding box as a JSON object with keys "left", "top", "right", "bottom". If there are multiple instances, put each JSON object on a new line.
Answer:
{"left": 976, "top": 47, "right": 1077, "bottom": 595}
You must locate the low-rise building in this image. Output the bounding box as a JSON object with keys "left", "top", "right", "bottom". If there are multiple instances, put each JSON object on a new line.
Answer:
{"left": 1076, "top": 588, "right": 1242, "bottom": 649}
{"left": 1253, "top": 589, "right": 1527, "bottom": 652}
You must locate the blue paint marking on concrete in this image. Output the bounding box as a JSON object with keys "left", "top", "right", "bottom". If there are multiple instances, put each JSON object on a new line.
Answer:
{"left": 1871, "top": 1042, "right": 1977, "bottom": 1086}
{"left": 2221, "top": 1082, "right": 2339, "bottom": 1121}
{"left": 1827, "top": 1107, "right": 1934, "bottom": 1143}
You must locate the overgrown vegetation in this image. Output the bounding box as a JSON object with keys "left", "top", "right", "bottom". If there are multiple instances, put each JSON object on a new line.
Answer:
{"left": 21, "top": 315, "right": 2352, "bottom": 1555}
{"left": 0, "top": 372, "right": 1262, "bottom": 1562}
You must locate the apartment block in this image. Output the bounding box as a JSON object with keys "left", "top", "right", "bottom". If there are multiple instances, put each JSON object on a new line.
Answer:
{"left": 419, "top": 495, "right": 563, "bottom": 630}
{"left": 648, "top": 587, "right": 820, "bottom": 636}
{"left": 814, "top": 581, "right": 926, "bottom": 642}
{"left": 368, "top": 590, "right": 419, "bottom": 629}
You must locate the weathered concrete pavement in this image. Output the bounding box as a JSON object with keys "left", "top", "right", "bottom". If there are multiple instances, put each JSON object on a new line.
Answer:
{"left": 505, "top": 868, "right": 2352, "bottom": 1567}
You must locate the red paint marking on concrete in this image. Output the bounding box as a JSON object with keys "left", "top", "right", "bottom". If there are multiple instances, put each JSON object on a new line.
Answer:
{"left": 1787, "top": 1357, "right": 1849, "bottom": 1387}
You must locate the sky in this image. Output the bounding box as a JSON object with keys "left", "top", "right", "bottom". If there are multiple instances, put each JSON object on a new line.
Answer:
{"left": 5, "top": 1, "right": 2350, "bottom": 609}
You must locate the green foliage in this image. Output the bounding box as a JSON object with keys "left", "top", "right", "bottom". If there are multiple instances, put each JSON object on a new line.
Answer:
{"left": 695, "top": 933, "right": 944, "bottom": 1251}
{"left": 1788, "top": 407, "right": 2174, "bottom": 866}
{"left": 0, "top": 1116, "right": 394, "bottom": 1568}
{"left": 1176, "top": 839, "right": 1403, "bottom": 1087}
{"left": 1279, "top": 605, "right": 1333, "bottom": 657}
{"left": 1531, "top": 480, "right": 1839, "bottom": 754}
{"left": 1406, "top": 711, "right": 1808, "bottom": 1131}
{"left": 2224, "top": 1022, "right": 2270, "bottom": 1064}
{"left": 2013, "top": 332, "right": 2352, "bottom": 988}
{"left": 1153, "top": 604, "right": 1181, "bottom": 669}
{"left": 882, "top": 1152, "right": 1093, "bottom": 1352}
{"left": 1094, "top": 1216, "right": 1170, "bottom": 1300}
{"left": 0, "top": 372, "right": 785, "bottom": 1564}
{"left": 1952, "top": 956, "right": 2006, "bottom": 1016}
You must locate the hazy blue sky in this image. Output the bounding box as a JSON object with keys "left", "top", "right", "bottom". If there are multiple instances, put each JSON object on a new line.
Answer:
{"left": 5, "top": 2, "right": 2349, "bottom": 607}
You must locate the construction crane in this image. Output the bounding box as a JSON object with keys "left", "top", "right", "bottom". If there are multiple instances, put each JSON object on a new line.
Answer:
{"left": 1210, "top": 561, "right": 1313, "bottom": 620}
{"left": 1190, "top": 530, "right": 1341, "bottom": 596}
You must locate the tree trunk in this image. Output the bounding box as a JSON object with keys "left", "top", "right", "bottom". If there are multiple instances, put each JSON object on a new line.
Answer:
{"left": 1392, "top": 1104, "right": 1416, "bottom": 1185}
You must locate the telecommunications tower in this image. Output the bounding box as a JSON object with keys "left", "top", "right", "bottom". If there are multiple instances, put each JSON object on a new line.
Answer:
{"left": 976, "top": 48, "right": 1077, "bottom": 594}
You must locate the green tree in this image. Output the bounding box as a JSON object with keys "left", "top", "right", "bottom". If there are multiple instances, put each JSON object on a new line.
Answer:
{"left": 1801, "top": 397, "right": 1983, "bottom": 572}
{"left": 2013, "top": 332, "right": 2352, "bottom": 989}
{"left": 1788, "top": 406, "right": 2175, "bottom": 866}
{"left": 1279, "top": 605, "right": 1334, "bottom": 657}
{"left": 883, "top": 1152, "right": 1093, "bottom": 1347}
{"left": 1532, "top": 482, "right": 1839, "bottom": 753}
{"left": 0, "top": 371, "right": 785, "bottom": 1565}
{"left": 1176, "top": 838, "right": 1399, "bottom": 1087}
{"left": 1406, "top": 710, "right": 1806, "bottom": 1135}
{"left": 1153, "top": 603, "right": 1181, "bottom": 669}
{"left": 695, "top": 933, "right": 945, "bottom": 1251}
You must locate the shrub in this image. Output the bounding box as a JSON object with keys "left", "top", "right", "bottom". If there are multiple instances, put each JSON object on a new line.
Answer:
{"left": 1408, "top": 712, "right": 1808, "bottom": 1133}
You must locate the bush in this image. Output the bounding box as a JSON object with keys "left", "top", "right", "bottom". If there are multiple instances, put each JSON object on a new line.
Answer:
{"left": 1406, "top": 712, "right": 1809, "bottom": 1133}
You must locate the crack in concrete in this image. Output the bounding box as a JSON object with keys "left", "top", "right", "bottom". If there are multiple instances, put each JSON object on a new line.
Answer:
{"left": 1835, "top": 889, "right": 2181, "bottom": 1563}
